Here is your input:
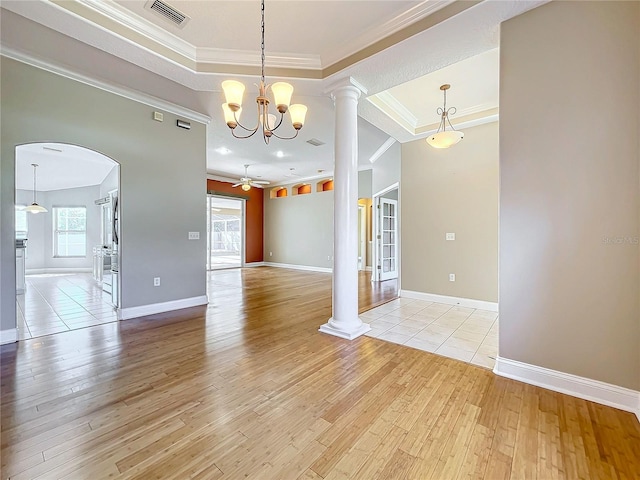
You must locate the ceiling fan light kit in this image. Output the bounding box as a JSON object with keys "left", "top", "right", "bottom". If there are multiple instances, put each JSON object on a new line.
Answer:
{"left": 24, "top": 163, "right": 48, "bottom": 214}
{"left": 233, "top": 164, "right": 270, "bottom": 191}
{"left": 221, "top": 0, "right": 307, "bottom": 144}
{"left": 426, "top": 84, "right": 464, "bottom": 149}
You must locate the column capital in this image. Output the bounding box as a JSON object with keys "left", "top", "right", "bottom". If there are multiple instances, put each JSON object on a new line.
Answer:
{"left": 325, "top": 76, "right": 368, "bottom": 100}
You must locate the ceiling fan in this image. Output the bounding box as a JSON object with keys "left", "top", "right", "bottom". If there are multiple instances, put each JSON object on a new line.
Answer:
{"left": 233, "top": 164, "right": 270, "bottom": 191}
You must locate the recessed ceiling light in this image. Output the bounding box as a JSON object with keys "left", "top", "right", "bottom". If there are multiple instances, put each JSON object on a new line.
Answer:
{"left": 276, "top": 151, "right": 284, "bottom": 158}
{"left": 215, "top": 147, "right": 231, "bottom": 155}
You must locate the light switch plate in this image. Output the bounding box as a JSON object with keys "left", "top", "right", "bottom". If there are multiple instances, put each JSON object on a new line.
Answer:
{"left": 446, "top": 233, "right": 455, "bottom": 241}
{"left": 449, "top": 274, "right": 456, "bottom": 282}
{"left": 188, "top": 232, "right": 200, "bottom": 240}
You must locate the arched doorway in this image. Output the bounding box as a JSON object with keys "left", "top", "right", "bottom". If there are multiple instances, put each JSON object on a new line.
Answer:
{"left": 14, "top": 143, "right": 120, "bottom": 340}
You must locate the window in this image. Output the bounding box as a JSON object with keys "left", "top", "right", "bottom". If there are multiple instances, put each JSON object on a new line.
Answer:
{"left": 15, "top": 206, "right": 28, "bottom": 240}
{"left": 54, "top": 207, "right": 87, "bottom": 257}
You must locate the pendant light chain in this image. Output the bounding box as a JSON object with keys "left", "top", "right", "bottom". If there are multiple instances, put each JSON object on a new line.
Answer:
{"left": 32, "top": 164, "right": 38, "bottom": 204}
{"left": 260, "top": 0, "right": 265, "bottom": 84}
{"left": 443, "top": 87, "right": 447, "bottom": 113}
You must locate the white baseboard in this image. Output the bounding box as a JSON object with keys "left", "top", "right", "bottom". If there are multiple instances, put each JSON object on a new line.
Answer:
{"left": 263, "top": 262, "right": 332, "bottom": 274}
{"left": 0, "top": 328, "right": 18, "bottom": 345}
{"left": 399, "top": 289, "right": 498, "bottom": 312}
{"left": 244, "top": 262, "right": 266, "bottom": 267}
{"left": 118, "top": 295, "right": 209, "bottom": 320}
{"left": 494, "top": 356, "right": 640, "bottom": 422}
{"left": 26, "top": 267, "right": 92, "bottom": 274}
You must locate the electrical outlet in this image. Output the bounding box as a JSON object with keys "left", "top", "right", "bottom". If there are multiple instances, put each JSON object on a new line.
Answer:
{"left": 188, "top": 232, "right": 199, "bottom": 240}
{"left": 446, "top": 232, "right": 455, "bottom": 241}
{"left": 269, "top": 251, "right": 272, "bottom": 256}
{"left": 449, "top": 274, "right": 456, "bottom": 282}
{"left": 154, "top": 277, "right": 161, "bottom": 287}
{"left": 327, "top": 255, "right": 331, "bottom": 261}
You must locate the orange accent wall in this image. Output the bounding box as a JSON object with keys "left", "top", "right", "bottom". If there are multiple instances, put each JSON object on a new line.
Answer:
{"left": 322, "top": 180, "right": 334, "bottom": 192}
{"left": 297, "top": 184, "right": 312, "bottom": 195}
{"left": 276, "top": 188, "right": 288, "bottom": 197}
{"left": 206, "top": 179, "right": 264, "bottom": 263}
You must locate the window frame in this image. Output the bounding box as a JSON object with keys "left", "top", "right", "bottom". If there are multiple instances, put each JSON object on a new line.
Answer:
{"left": 53, "top": 206, "right": 88, "bottom": 258}
{"left": 15, "top": 205, "right": 28, "bottom": 240}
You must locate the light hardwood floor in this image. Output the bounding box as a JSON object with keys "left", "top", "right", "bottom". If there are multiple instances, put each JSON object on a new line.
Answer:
{"left": 2, "top": 267, "right": 639, "bottom": 479}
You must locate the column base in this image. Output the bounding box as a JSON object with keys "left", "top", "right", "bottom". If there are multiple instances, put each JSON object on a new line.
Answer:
{"left": 319, "top": 318, "right": 371, "bottom": 340}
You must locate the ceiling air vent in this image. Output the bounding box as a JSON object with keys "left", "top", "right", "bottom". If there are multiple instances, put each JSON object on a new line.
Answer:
{"left": 306, "top": 138, "right": 325, "bottom": 147}
{"left": 145, "top": 0, "right": 190, "bottom": 28}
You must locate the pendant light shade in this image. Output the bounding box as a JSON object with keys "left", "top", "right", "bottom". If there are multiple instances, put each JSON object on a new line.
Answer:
{"left": 427, "top": 130, "right": 465, "bottom": 149}
{"left": 24, "top": 203, "right": 48, "bottom": 214}
{"left": 25, "top": 163, "right": 47, "bottom": 214}
{"left": 426, "top": 84, "right": 464, "bottom": 149}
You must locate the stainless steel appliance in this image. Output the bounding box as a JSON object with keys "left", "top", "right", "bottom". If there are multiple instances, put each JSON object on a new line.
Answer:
{"left": 94, "top": 189, "right": 119, "bottom": 306}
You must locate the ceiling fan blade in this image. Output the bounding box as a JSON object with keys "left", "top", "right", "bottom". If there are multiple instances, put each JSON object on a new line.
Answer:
{"left": 232, "top": 183, "right": 242, "bottom": 187}
{"left": 250, "top": 182, "right": 265, "bottom": 189}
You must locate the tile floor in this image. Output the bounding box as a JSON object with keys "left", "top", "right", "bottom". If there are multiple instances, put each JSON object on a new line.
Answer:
{"left": 361, "top": 297, "right": 498, "bottom": 369}
{"left": 16, "top": 273, "right": 118, "bottom": 340}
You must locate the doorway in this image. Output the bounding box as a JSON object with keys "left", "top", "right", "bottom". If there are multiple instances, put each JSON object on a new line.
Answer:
{"left": 206, "top": 195, "right": 245, "bottom": 270}
{"left": 14, "top": 143, "right": 120, "bottom": 340}
{"left": 372, "top": 184, "right": 399, "bottom": 282}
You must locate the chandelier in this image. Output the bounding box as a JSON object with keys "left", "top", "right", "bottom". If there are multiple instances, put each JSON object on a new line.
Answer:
{"left": 426, "top": 84, "right": 464, "bottom": 149}
{"left": 24, "top": 163, "right": 48, "bottom": 214}
{"left": 221, "top": 0, "right": 307, "bottom": 145}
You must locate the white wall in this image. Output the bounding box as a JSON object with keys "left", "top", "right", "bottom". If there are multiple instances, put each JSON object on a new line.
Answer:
{"left": 16, "top": 186, "right": 101, "bottom": 271}
{"left": 358, "top": 169, "right": 372, "bottom": 199}
{"left": 100, "top": 165, "right": 119, "bottom": 198}
{"left": 372, "top": 142, "right": 400, "bottom": 195}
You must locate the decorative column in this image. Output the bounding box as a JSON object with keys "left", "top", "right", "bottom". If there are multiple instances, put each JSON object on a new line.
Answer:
{"left": 319, "top": 79, "right": 370, "bottom": 340}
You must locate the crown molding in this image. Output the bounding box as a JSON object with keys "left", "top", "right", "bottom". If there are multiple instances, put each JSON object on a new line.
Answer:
{"left": 369, "top": 137, "right": 397, "bottom": 164}
{"left": 196, "top": 48, "right": 322, "bottom": 70}
{"left": 206, "top": 173, "right": 240, "bottom": 184}
{"left": 79, "top": 0, "right": 195, "bottom": 58}
{"left": 32, "top": 0, "right": 461, "bottom": 75}
{"left": 321, "top": 0, "right": 456, "bottom": 67}
{"left": 1, "top": 47, "right": 211, "bottom": 125}
{"left": 367, "top": 91, "right": 419, "bottom": 134}
{"left": 74, "top": 0, "right": 323, "bottom": 71}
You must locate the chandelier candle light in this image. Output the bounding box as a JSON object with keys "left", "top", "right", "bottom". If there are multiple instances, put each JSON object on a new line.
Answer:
{"left": 222, "top": 0, "right": 307, "bottom": 144}
{"left": 24, "top": 163, "right": 48, "bottom": 214}
{"left": 426, "top": 84, "right": 464, "bottom": 149}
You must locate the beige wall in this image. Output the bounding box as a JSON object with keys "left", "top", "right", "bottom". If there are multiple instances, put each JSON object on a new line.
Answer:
{"left": 264, "top": 170, "right": 377, "bottom": 269}
{"left": 263, "top": 188, "right": 334, "bottom": 269}
{"left": 500, "top": 1, "right": 639, "bottom": 389}
{"left": 401, "top": 121, "right": 499, "bottom": 302}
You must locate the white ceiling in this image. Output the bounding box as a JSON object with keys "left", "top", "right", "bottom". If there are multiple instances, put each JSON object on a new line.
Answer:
{"left": 112, "top": 0, "right": 428, "bottom": 69}
{"left": 368, "top": 48, "right": 499, "bottom": 137}
{"left": 15, "top": 143, "right": 117, "bottom": 192}
{"left": 2, "top": 1, "right": 548, "bottom": 185}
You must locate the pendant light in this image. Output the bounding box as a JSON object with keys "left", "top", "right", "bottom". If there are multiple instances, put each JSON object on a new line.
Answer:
{"left": 24, "top": 163, "right": 48, "bottom": 214}
{"left": 426, "top": 84, "right": 464, "bottom": 149}
{"left": 221, "top": 0, "right": 307, "bottom": 144}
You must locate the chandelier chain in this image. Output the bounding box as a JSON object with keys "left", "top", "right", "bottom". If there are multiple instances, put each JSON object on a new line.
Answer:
{"left": 260, "top": 0, "right": 265, "bottom": 83}
{"left": 32, "top": 164, "right": 38, "bottom": 204}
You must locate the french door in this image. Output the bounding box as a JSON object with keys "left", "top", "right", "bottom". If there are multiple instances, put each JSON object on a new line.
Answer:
{"left": 378, "top": 197, "right": 398, "bottom": 281}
